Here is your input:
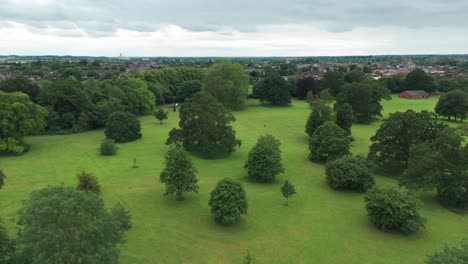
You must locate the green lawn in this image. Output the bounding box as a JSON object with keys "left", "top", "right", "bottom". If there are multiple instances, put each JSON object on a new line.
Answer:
{"left": 0, "top": 96, "right": 466, "bottom": 263}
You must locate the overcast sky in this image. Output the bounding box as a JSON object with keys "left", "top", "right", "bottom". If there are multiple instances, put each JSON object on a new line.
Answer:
{"left": 1, "top": 0, "right": 467, "bottom": 56}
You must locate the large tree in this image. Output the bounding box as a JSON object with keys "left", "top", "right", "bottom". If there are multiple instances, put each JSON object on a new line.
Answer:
{"left": 14, "top": 186, "right": 124, "bottom": 263}
{"left": 425, "top": 240, "right": 468, "bottom": 264}
{"left": 308, "top": 121, "right": 351, "bottom": 162}
{"left": 295, "top": 77, "right": 319, "bottom": 99}
{"left": 368, "top": 110, "right": 446, "bottom": 168}
{"left": 160, "top": 145, "right": 199, "bottom": 200}
{"left": 209, "top": 178, "right": 248, "bottom": 225}
{"left": 406, "top": 69, "right": 437, "bottom": 92}
{"left": 245, "top": 134, "right": 284, "bottom": 182}
{"left": 166, "top": 91, "right": 241, "bottom": 158}
{"left": 253, "top": 70, "right": 291, "bottom": 105}
{"left": 104, "top": 111, "right": 142, "bottom": 143}
{"left": 0, "top": 76, "right": 40, "bottom": 102}
{"left": 0, "top": 91, "right": 47, "bottom": 154}
{"left": 203, "top": 61, "right": 250, "bottom": 110}
{"left": 435, "top": 89, "right": 468, "bottom": 122}
{"left": 334, "top": 102, "right": 354, "bottom": 134}
{"left": 322, "top": 71, "right": 346, "bottom": 96}
{"left": 337, "top": 79, "right": 391, "bottom": 123}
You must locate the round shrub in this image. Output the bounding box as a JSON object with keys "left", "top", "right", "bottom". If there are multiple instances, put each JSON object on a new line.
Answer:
{"left": 364, "top": 186, "right": 425, "bottom": 234}
{"left": 308, "top": 121, "right": 351, "bottom": 162}
{"left": 244, "top": 134, "right": 284, "bottom": 182}
{"left": 76, "top": 171, "right": 101, "bottom": 194}
{"left": 209, "top": 178, "right": 248, "bottom": 225}
{"left": 325, "top": 155, "right": 374, "bottom": 192}
{"left": 104, "top": 111, "right": 142, "bottom": 143}
{"left": 99, "top": 139, "right": 118, "bottom": 156}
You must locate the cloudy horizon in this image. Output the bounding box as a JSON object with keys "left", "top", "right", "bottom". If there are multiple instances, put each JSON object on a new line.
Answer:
{"left": 1, "top": 0, "right": 468, "bottom": 56}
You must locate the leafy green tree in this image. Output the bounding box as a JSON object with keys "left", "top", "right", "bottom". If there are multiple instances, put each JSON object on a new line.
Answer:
{"left": 111, "top": 203, "right": 132, "bottom": 231}
{"left": 100, "top": 139, "right": 119, "bottom": 156}
{"left": 176, "top": 80, "right": 202, "bottom": 102}
{"left": 364, "top": 186, "right": 425, "bottom": 234}
{"left": 406, "top": 69, "right": 437, "bottom": 92}
{"left": 0, "top": 218, "right": 14, "bottom": 263}
{"left": 0, "top": 170, "right": 5, "bottom": 189}
{"left": 325, "top": 155, "right": 374, "bottom": 192}
{"left": 154, "top": 107, "right": 169, "bottom": 124}
{"left": 209, "top": 178, "right": 248, "bottom": 225}
{"left": 203, "top": 61, "right": 250, "bottom": 110}
{"left": 380, "top": 75, "right": 406, "bottom": 93}
{"left": 253, "top": 70, "right": 291, "bottom": 105}
{"left": 337, "top": 79, "right": 391, "bottom": 123}
{"left": 114, "top": 77, "right": 156, "bottom": 115}
{"left": 334, "top": 103, "right": 354, "bottom": 134}
{"left": 245, "top": 134, "right": 284, "bottom": 182}
{"left": 425, "top": 240, "right": 468, "bottom": 264}
{"left": 0, "top": 91, "right": 47, "bottom": 154}
{"left": 105, "top": 111, "right": 142, "bottom": 143}
{"left": 305, "top": 101, "right": 333, "bottom": 137}
{"left": 160, "top": 145, "right": 199, "bottom": 200}
{"left": 344, "top": 67, "right": 366, "bottom": 83}
{"left": 296, "top": 77, "right": 319, "bottom": 99}
{"left": 368, "top": 110, "right": 446, "bottom": 168}
{"left": 14, "top": 186, "right": 124, "bottom": 263}
{"left": 308, "top": 121, "right": 351, "bottom": 162}
{"left": 280, "top": 180, "right": 296, "bottom": 206}
{"left": 436, "top": 77, "right": 460, "bottom": 93}
{"left": 167, "top": 91, "right": 241, "bottom": 158}
{"left": 435, "top": 90, "right": 468, "bottom": 122}
{"left": 0, "top": 76, "right": 40, "bottom": 102}
{"left": 76, "top": 171, "right": 101, "bottom": 194}
{"left": 323, "top": 71, "right": 346, "bottom": 96}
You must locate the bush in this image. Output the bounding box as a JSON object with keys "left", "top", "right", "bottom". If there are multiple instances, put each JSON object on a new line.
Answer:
{"left": 425, "top": 240, "right": 468, "bottom": 264}
{"left": 99, "top": 139, "right": 118, "bottom": 156}
{"left": 209, "top": 178, "right": 248, "bottom": 225}
{"left": 244, "top": 134, "right": 284, "bottom": 182}
{"left": 308, "top": 121, "right": 351, "bottom": 162}
{"left": 104, "top": 111, "right": 142, "bottom": 143}
{"left": 111, "top": 203, "right": 132, "bottom": 231}
{"left": 76, "top": 171, "right": 101, "bottom": 194}
{"left": 364, "top": 186, "right": 425, "bottom": 234}
{"left": 325, "top": 155, "right": 374, "bottom": 192}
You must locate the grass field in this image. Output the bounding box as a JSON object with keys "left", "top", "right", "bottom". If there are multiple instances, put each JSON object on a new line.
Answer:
{"left": 0, "top": 96, "right": 466, "bottom": 263}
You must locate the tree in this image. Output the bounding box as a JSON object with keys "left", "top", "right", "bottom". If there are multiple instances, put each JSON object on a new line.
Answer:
{"left": 167, "top": 91, "right": 241, "bottom": 158}
{"left": 15, "top": 186, "right": 124, "bottom": 263}
{"left": 105, "top": 111, "right": 142, "bottom": 143}
{"left": 160, "top": 145, "right": 199, "bottom": 200}
{"left": 245, "top": 134, "right": 284, "bottom": 182}
{"left": 111, "top": 203, "right": 132, "bottom": 231}
{"left": 336, "top": 79, "right": 391, "bottom": 123}
{"left": 76, "top": 171, "right": 101, "bottom": 194}
{"left": 243, "top": 250, "right": 255, "bottom": 264}
{"left": 203, "top": 61, "right": 250, "bottom": 110}
{"left": 308, "top": 121, "right": 351, "bottom": 162}
{"left": 0, "top": 170, "right": 5, "bottom": 189}
{"left": 0, "top": 91, "right": 47, "bottom": 154}
{"left": 406, "top": 69, "right": 437, "bottom": 92}
{"left": 425, "top": 240, "right": 468, "bottom": 264}
{"left": 0, "top": 76, "right": 40, "bottom": 102}
{"left": 334, "top": 103, "right": 354, "bottom": 134}
{"left": 176, "top": 80, "right": 202, "bottom": 102}
{"left": 154, "top": 107, "right": 169, "bottom": 124}
{"left": 253, "top": 70, "right": 291, "bottom": 105}
{"left": 296, "top": 77, "right": 319, "bottom": 99}
{"left": 0, "top": 218, "right": 13, "bottom": 264}
{"left": 368, "top": 110, "right": 446, "bottom": 168}
{"left": 325, "top": 155, "right": 374, "bottom": 192}
{"left": 322, "top": 71, "right": 346, "bottom": 96}
{"left": 344, "top": 67, "right": 366, "bottom": 83}
{"left": 280, "top": 180, "right": 296, "bottom": 206}
{"left": 209, "top": 178, "right": 248, "bottom": 225}
{"left": 100, "top": 139, "right": 119, "bottom": 156}
{"left": 305, "top": 102, "right": 333, "bottom": 137}
{"left": 435, "top": 90, "right": 468, "bottom": 122}
{"left": 364, "top": 186, "right": 425, "bottom": 234}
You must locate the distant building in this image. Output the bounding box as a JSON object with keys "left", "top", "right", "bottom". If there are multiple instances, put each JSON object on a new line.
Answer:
{"left": 407, "top": 58, "right": 416, "bottom": 70}
{"left": 399, "top": 90, "right": 430, "bottom": 99}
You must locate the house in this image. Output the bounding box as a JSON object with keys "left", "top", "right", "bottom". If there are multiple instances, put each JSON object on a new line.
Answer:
{"left": 399, "top": 90, "right": 430, "bottom": 99}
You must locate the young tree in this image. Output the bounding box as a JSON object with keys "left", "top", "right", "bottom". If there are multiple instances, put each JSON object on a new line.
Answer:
{"left": 308, "top": 122, "right": 351, "bottom": 162}
{"left": 209, "top": 178, "right": 248, "bottom": 225}
{"left": 245, "top": 134, "right": 284, "bottom": 182}
{"left": 0, "top": 169, "right": 5, "bottom": 189}
{"left": 14, "top": 187, "right": 124, "bottom": 263}
{"left": 104, "top": 111, "right": 142, "bottom": 143}
{"left": 100, "top": 139, "right": 119, "bottom": 156}
{"left": 253, "top": 70, "right": 291, "bottom": 105}
{"left": 243, "top": 250, "right": 255, "bottom": 264}
{"left": 425, "top": 240, "right": 468, "bottom": 264}
{"left": 160, "top": 145, "right": 199, "bottom": 200}
{"left": 166, "top": 91, "right": 241, "bottom": 158}
{"left": 0, "top": 91, "right": 47, "bottom": 154}
{"left": 435, "top": 90, "right": 468, "bottom": 122}
{"left": 280, "top": 180, "right": 296, "bottom": 206}
{"left": 334, "top": 102, "right": 354, "bottom": 134}
{"left": 111, "top": 203, "right": 132, "bottom": 231}
{"left": 325, "top": 155, "right": 374, "bottom": 192}
{"left": 203, "top": 61, "right": 250, "bottom": 110}
{"left": 76, "top": 171, "right": 101, "bottom": 194}
{"left": 406, "top": 68, "right": 437, "bottom": 92}
{"left": 364, "top": 186, "right": 425, "bottom": 235}
{"left": 154, "top": 107, "right": 169, "bottom": 124}
{"left": 305, "top": 102, "right": 333, "bottom": 137}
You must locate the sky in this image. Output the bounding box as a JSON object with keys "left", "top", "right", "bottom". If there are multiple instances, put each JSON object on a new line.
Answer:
{"left": 1, "top": 0, "right": 468, "bottom": 57}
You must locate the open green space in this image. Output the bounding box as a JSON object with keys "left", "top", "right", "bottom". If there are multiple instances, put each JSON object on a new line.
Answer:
{"left": 0, "top": 96, "right": 466, "bottom": 263}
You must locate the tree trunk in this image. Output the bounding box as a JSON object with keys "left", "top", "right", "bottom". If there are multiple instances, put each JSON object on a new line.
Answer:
{"left": 176, "top": 192, "right": 183, "bottom": 200}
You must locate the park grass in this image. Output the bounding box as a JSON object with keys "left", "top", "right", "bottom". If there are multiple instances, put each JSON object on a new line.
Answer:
{"left": 0, "top": 95, "right": 466, "bottom": 263}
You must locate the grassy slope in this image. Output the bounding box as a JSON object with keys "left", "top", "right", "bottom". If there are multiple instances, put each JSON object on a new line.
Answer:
{"left": 0, "top": 96, "right": 466, "bottom": 263}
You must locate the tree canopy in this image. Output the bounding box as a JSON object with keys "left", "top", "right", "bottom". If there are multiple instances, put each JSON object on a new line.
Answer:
{"left": 104, "top": 111, "right": 142, "bottom": 143}
{"left": 325, "top": 155, "right": 374, "bottom": 192}
{"left": 245, "top": 134, "right": 284, "bottom": 182}
{"left": 308, "top": 121, "right": 351, "bottom": 162}
{"left": 253, "top": 70, "right": 291, "bottom": 105}
{"left": 305, "top": 101, "right": 333, "bottom": 137}
{"left": 435, "top": 89, "right": 468, "bottom": 122}
{"left": 209, "top": 178, "right": 248, "bottom": 225}
{"left": 406, "top": 69, "right": 437, "bottom": 92}
{"left": 425, "top": 240, "right": 468, "bottom": 264}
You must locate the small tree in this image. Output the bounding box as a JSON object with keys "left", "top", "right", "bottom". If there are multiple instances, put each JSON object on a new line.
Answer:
{"left": 0, "top": 169, "right": 5, "bottom": 189}
{"left": 308, "top": 121, "right": 351, "bottom": 162}
{"left": 104, "top": 111, "right": 142, "bottom": 143}
{"left": 76, "top": 171, "right": 101, "bottom": 194}
{"left": 243, "top": 250, "right": 255, "bottom": 264}
{"left": 154, "top": 108, "right": 168, "bottom": 124}
{"left": 245, "top": 134, "right": 284, "bottom": 182}
{"left": 209, "top": 178, "right": 248, "bottom": 225}
{"left": 325, "top": 155, "right": 374, "bottom": 192}
{"left": 305, "top": 102, "right": 333, "bottom": 137}
{"left": 160, "top": 145, "right": 199, "bottom": 200}
{"left": 99, "top": 139, "right": 118, "bottom": 156}
{"left": 425, "top": 240, "right": 468, "bottom": 264}
{"left": 364, "top": 186, "right": 425, "bottom": 234}
{"left": 334, "top": 103, "right": 354, "bottom": 134}
{"left": 280, "top": 180, "right": 296, "bottom": 206}
{"left": 111, "top": 203, "right": 132, "bottom": 231}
